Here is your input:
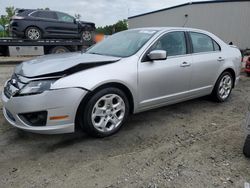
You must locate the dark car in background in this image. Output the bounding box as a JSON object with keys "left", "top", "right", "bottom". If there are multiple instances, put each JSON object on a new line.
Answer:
{"left": 10, "top": 9, "right": 95, "bottom": 41}
{"left": 246, "top": 57, "right": 250, "bottom": 76}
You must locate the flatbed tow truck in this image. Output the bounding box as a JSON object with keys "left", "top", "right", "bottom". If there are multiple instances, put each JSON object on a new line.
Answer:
{"left": 0, "top": 37, "right": 93, "bottom": 56}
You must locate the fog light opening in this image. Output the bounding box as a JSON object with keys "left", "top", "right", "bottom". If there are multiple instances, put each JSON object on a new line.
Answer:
{"left": 19, "top": 111, "right": 47, "bottom": 127}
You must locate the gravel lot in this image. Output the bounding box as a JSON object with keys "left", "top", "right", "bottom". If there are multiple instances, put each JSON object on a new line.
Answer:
{"left": 0, "top": 64, "right": 250, "bottom": 188}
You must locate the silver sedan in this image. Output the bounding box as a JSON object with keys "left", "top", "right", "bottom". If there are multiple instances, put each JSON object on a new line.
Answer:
{"left": 2, "top": 27, "right": 242, "bottom": 137}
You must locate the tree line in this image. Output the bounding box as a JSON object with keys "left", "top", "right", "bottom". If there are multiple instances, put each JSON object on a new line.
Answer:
{"left": 96, "top": 20, "right": 128, "bottom": 35}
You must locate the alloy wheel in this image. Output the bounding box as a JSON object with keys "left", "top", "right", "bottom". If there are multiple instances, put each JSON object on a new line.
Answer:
{"left": 82, "top": 31, "right": 92, "bottom": 41}
{"left": 27, "top": 29, "right": 40, "bottom": 40}
{"left": 91, "top": 94, "right": 125, "bottom": 133}
{"left": 218, "top": 75, "right": 232, "bottom": 100}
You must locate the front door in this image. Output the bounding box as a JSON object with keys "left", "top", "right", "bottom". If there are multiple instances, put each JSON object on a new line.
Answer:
{"left": 138, "top": 31, "right": 192, "bottom": 110}
{"left": 53, "top": 12, "right": 79, "bottom": 37}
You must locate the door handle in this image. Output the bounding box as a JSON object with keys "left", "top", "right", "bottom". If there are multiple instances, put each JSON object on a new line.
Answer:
{"left": 180, "top": 62, "right": 191, "bottom": 67}
{"left": 217, "top": 57, "right": 225, "bottom": 62}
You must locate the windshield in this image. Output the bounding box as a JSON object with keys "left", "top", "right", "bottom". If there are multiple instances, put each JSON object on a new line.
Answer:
{"left": 87, "top": 30, "right": 157, "bottom": 57}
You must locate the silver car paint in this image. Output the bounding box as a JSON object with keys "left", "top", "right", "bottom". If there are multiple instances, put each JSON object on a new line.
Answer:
{"left": 53, "top": 28, "right": 241, "bottom": 112}
{"left": 15, "top": 52, "right": 121, "bottom": 77}
{"left": 2, "top": 27, "right": 242, "bottom": 134}
{"left": 2, "top": 86, "right": 88, "bottom": 134}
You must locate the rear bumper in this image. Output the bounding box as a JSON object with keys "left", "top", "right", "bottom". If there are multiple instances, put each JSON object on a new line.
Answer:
{"left": 1, "top": 87, "right": 88, "bottom": 134}
{"left": 235, "top": 76, "right": 240, "bottom": 86}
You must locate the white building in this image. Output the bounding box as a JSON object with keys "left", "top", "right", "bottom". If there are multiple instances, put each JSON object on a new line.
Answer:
{"left": 128, "top": 0, "right": 250, "bottom": 49}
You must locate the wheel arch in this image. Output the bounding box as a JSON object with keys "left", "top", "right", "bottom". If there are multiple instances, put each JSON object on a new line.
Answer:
{"left": 25, "top": 25, "right": 43, "bottom": 35}
{"left": 75, "top": 82, "right": 135, "bottom": 127}
{"left": 221, "top": 68, "right": 236, "bottom": 88}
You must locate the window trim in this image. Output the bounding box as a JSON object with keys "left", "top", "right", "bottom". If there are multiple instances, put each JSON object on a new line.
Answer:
{"left": 141, "top": 30, "right": 190, "bottom": 62}
{"left": 188, "top": 31, "right": 221, "bottom": 54}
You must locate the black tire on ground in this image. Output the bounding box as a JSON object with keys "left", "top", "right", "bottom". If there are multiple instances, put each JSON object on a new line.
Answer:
{"left": 77, "top": 87, "right": 130, "bottom": 138}
{"left": 243, "top": 135, "right": 250, "bottom": 158}
{"left": 25, "top": 27, "right": 42, "bottom": 40}
{"left": 247, "top": 73, "right": 250, "bottom": 77}
{"left": 49, "top": 46, "right": 70, "bottom": 54}
{"left": 211, "top": 71, "right": 233, "bottom": 102}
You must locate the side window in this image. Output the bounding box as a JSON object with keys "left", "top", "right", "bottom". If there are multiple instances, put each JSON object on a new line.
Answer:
{"left": 151, "top": 31, "right": 187, "bottom": 56}
{"left": 30, "top": 11, "right": 39, "bottom": 17}
{"left": 190, "top": 32, "right": 214, "bottom": 53}
{"left": 32, "top": 11, "right": 56, "bottom": 19}
{"left": 56, "top": 12, "right": 75, "bottom": 23}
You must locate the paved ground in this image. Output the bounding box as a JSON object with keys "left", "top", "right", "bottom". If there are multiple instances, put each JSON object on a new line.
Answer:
{"left": 0, "top": 64, "right": 250, "bottom": 188}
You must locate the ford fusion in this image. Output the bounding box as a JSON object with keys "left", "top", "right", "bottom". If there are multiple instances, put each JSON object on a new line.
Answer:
{"left": 1, "top": 27, "right": 242, "bottom": 137}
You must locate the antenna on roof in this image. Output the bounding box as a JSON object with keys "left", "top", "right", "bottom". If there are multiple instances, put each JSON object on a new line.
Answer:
{"left": 183, "top": 14, "right": 189, "bottom": 27}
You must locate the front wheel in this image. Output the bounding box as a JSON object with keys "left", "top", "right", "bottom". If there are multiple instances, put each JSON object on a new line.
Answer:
{"left": 77, "top": 88, "right": 129, "bottom": 137}
{"left": 211, "top": 71, "right": 233, "bottom": 102}
{"left": 81, "top": 31, "right": 93, "bottom": 41}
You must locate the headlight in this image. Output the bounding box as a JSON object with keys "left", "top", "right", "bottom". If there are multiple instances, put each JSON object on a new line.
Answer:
{"left": 17, "top": 80, "right": 56, "bottom": 96}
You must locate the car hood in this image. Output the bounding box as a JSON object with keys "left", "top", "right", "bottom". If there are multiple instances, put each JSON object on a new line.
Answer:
{"left": 15, "top": 52, "right": 121, "bottom": 78}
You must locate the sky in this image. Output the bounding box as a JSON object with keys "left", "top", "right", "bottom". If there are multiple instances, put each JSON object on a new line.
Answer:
{"left": 0, "top": 0, "right": 208, "bottom": 27}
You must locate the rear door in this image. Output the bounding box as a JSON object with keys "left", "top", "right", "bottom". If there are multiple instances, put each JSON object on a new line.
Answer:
{"left": 31, "top": 11, "right": 58, "bottom": 35}
{"left": 188, "top": 32, "right": 223, "bottom": 96}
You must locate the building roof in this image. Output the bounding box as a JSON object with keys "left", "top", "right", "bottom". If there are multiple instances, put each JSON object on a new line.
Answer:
{"left": 128, "top": 0, "right": 250, "bottom": 19}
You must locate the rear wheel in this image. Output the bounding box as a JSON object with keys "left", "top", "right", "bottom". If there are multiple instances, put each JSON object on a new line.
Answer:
{"left": 247, "top": 73, "right": 250, "bottom": 77}
{"left": 77, "top": 87, "right": 129, "bottom": 137}
{"left": 49, "top": 46, "right": 70, "bottom": 54}
{"left": 25, "top": 27, "right": 42, "bottom": 40}
{"left": 211, "top": 71, "right": 233, "bottom": 102}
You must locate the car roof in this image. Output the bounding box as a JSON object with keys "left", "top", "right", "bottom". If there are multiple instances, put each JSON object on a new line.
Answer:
{"left": 130, "top": 27, "right": 211, "bottom": 34}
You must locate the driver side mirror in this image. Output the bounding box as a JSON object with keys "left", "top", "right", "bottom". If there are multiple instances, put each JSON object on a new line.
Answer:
{"left": 148, "top": 50, "right": 167, "bottom": 61}
{"left": 74, "top": 18, "right": 79, "bottom": 24}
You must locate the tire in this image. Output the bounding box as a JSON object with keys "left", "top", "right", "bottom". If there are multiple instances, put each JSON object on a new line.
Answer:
{"left": 211, "top": 71, "right": 233, "bottom": 102}
{"left": 49, "top": 46, "right": 70, "bottom": 54}
{"left": 247, "top": 73, "right": 250, "bottom": 77}
{"left": 77, "top": 87, "right": 129, "bottom": 138}
{"left": 25, "top": 27, "right": 42, "bottom": 40}
{"left": 81, "top": 30, "right": 93, "bottom": 41}
{"left": 243, "top": 135, "right": 250, "bottom": 158}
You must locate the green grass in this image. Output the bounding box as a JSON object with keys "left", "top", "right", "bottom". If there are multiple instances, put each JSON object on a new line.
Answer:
{"left": 0, "top": 31, "right": 9, "bottom": 38}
